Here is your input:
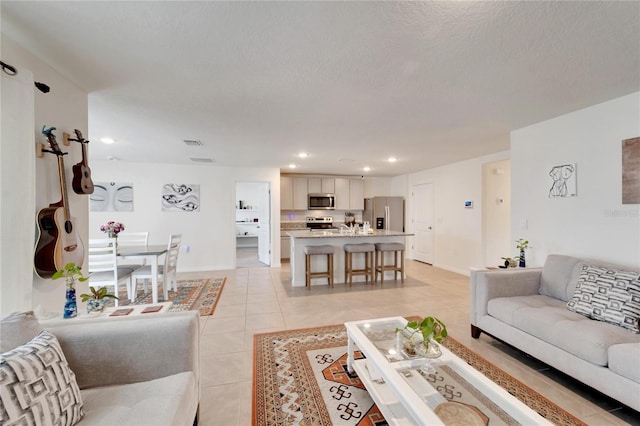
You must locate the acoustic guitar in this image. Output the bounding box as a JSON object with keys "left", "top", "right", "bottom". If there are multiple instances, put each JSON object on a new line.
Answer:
{"left": 34, "top": 126, "right": 85, "bottom": 278}
{"left": 71, "top": 129, "right": 94, "bottom": 194}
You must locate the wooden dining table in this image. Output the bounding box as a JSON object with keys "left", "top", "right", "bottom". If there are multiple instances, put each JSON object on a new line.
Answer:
{"left": 117, "top": 244, "right": 167, "bottom": 304}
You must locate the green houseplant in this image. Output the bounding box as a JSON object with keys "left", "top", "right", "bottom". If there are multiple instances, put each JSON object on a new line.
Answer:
{"left": 515, "top": 238, "right": 530, "bottom": 267}
{"left": 397, "top": 316, "right": 447, "bottom": 358}
{"left": 80, "top": 286, "right": 119, "bottom": 314}
{"left": 52, "top": 262, "right": 88, "bottom": 319}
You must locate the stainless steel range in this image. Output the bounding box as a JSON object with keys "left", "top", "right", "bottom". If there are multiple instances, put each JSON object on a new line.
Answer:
{"left": 306, "top": 216, "right": 334, "bottom": 230}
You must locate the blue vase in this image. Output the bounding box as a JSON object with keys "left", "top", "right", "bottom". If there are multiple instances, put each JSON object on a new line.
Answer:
{"left": 64, "top": 286, "right": 78, "bottom": 319}
{"left": 519, "top": 249, "right": 526, "bottom": 268}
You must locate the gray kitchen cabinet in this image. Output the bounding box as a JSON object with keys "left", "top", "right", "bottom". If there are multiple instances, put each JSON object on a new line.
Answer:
{"left": 334, "top": 178, "right": 350, "bottom": 210}
{"left": 308, "top": 177, "right": 335, "bottom": 194}
{"left": 280, "top": 176, "right": 293, "bottom": 210}
{"left": 307, "top": 178, "right": 321, "bottom": 194}
{"left": 281, "top": 236, "right": 290, "bottom": 260}
{"left": 292, "top": 177, "right": 308, "bottom": 210}
{"left": 349, "top": 179, "right": 364, "bottom": 210}
{"left": 322, "top": 178, "right": 335, "bottom": 193}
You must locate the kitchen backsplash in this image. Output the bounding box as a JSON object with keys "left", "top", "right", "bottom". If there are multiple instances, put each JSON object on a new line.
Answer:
{"left": 281, "top": 211, "right": 363, "bottom": 228}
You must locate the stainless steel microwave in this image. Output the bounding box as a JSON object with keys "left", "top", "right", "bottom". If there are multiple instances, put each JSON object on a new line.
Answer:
{"left": 308, "top": 193, "right": 335, "bottom": 210}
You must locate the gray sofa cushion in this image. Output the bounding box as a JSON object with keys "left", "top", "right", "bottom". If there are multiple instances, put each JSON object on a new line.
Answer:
{"left": 0, "top": 311, "right": 43, "bottom": 352}
{"left": 488, "top": 295, "right": 640, "bottom": 366}
{"left": 609, "top": 343, "right": 640, "bottom": 383}
{"left": 539, "top": 255, "right": 584, "bottom": 302}
{"left": 81, "top": 371, "right": 197, "bottom": 426}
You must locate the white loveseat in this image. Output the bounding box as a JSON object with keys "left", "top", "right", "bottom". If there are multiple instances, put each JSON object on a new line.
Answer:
{"left": 470, "top": 254, "right": 640, "bottom": 411}
{"left": 0, "top": 310, "right": 200, "bottom": 425}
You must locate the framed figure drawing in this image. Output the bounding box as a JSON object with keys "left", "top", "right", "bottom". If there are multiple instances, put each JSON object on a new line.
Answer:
{"left": 548, "top": 164, "right": 577, "bottom": 198}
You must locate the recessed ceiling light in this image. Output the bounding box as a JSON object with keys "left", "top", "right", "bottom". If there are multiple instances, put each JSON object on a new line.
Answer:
{"left": 288, "top": 164, "right": 297, "bottom": 169}
{"left": 298, "top": 152, "right": 308, "bottom": 158}
{"left": 388, "top": 157, "right": 397, "bottom": 163}
{"left": 101, "top": 137, "right": 115, "bottom": 144}
{"left": 363, "top": 166, "right": 371, "bottom": 172}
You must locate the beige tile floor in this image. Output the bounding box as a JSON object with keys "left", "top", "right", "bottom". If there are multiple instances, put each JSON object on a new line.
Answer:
{"left": 180, "top": 260, "right": 639, "bottom": 425}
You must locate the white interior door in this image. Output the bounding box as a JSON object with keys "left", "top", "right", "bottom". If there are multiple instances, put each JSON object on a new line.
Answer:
{"left": 413, "top": 183, "right": 434, "bottom": 264}
{"left": 257, "top": 183, "right": 271, "bottom": 265}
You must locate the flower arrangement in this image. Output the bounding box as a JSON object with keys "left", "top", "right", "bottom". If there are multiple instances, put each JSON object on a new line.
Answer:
{"left": 100, "top": 221, "right": 125, "bottom": 238}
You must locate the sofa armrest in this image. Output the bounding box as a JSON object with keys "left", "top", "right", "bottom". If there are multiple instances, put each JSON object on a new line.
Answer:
{"left": 42, "top": 311, "right": 200, "bottom": 390}
{"left": 470, "top": 268, "right": 542, "bottom": 325}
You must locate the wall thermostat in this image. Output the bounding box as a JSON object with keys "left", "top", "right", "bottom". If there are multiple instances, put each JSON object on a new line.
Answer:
{"left": 464, "top": 200, "right": 473, "bottom": 208}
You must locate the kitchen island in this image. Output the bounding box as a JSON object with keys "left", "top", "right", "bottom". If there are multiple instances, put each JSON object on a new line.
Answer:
{"left": 286, "top": 229, "right": 414, "bottom": 287}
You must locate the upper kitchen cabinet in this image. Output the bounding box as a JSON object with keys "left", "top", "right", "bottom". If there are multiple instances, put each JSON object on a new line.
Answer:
{"left": 308, "top": 177, "right": 335, "bottom": 194}
{"left": 292, "top": 177, "right": 308, "bottom": 210}
{"left": 334, "top": 178, "right": 350, "bottom": 210}
{"left": 280, "top": 176, "right": 293, "bottom": 210}
{"left": 349, "top": 179, "right": 364, "bottom": 210}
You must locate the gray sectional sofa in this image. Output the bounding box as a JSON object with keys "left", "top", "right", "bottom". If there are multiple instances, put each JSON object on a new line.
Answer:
{"left": 470, "top": 254, "right": 640, "bottom": 411}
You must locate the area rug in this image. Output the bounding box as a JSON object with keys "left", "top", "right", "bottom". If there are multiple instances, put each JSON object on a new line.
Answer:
{"left": 107, "top": 277, "right": 226, "bottom": 316}
{"left": 253, "top": 323, "right": 587, "bottom": 426}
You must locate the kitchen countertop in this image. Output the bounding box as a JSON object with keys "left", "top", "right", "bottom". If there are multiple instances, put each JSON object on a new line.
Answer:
{"left": 286, "top": 229, "right": 413, "bottom": 238}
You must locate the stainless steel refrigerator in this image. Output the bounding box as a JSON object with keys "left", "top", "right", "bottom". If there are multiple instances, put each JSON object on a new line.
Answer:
{"left": 363, "top": 197, "right": 404, "bottom": 231}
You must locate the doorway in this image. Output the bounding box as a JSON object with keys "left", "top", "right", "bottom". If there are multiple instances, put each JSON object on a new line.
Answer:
{"left": 235, "top": 182, "right": 271, "bottom": 268}
{"left": 412, "top": 183, "right": 434, "bottom": 264}
{"left": 482, "top": 160, "right": 511, "bottom": 266}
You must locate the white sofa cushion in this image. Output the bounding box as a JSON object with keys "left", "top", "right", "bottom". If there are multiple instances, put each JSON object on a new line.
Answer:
{"left": 80, "top": 371, "right": 197, "bottom": 426}
{"left": 0, "top": 330, "right": 84, "bottom": 425}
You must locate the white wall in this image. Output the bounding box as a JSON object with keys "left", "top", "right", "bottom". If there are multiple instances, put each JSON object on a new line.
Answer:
{"left": 405, "top": 151, "right": 510, "bottom": 275}
{"left": 511, "top": 92, "right": 640, "bottom": 269}
{"left": 89, "top": 161, "right": 281, "bottom": 270}
{"left": 1, "top": 34, "right": 89, "bottom": 315}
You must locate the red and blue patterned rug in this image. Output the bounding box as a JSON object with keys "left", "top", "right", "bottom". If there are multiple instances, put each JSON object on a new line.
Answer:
{"left": 252, "top": 323, "right": 586, "bottom": 426}
{"left": 109, "top": 277, "right": 226, "bottom": 316}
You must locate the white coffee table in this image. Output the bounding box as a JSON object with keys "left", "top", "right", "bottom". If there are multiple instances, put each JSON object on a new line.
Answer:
{"left": 345, "top": 316, "right": 553, "bottom": 425}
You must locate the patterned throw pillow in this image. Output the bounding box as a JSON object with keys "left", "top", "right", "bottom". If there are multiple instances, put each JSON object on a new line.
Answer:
{"left": 567, "top": 264, "right": 640, "bottom": 333}
{"left": 0, "top": 330, "right": 84, "bottom": 425}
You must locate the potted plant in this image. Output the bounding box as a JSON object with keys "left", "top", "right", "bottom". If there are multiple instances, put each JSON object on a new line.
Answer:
{"left": 80, "top": 286, "right": 119, "bottom": 314}
{"left": 515, "top": 238, "right": 530, "bottom": 267}
{"left": 397, "top": 316, "right": 447, "bottom": 358}
{"left": 52, "top": 262, "right": 88, "bottom": 319}
{"left": 500, "top": 256, "right": 519, "bottom": 268}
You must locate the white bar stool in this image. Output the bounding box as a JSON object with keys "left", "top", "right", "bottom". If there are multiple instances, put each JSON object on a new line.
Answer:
{"left": 344, "top": 243, "right": 375, "bottom": 286}
{"left": 374, "top": 242, "right": 405, "bottom": 284}
{"left": 304, "top": 245, "right": 334, "bottom": 289}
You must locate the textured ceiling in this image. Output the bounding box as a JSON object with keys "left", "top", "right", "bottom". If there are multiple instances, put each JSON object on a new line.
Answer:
{"left": 2, "top": 1, "right": 639, "bottom": 176}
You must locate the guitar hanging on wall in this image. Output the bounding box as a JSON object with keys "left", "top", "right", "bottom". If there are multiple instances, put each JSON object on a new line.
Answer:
{"left": 69, "top": 129, "right": 94, "bottom": 194}
{"left": 34, "top": 126, "right": 85, "bottom": 278}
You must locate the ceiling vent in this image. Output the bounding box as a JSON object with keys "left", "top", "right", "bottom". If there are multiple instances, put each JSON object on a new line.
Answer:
{"left": 190, "top": 157, "right": 215, "bottom": 163}
{"left": 183, "top": 139, "right": 203, "bottom": 146}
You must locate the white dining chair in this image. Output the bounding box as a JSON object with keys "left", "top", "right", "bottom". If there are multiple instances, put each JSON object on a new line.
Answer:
{"left": 88, "top": 238, "right": 135, "bottom": 307}
{"left": 117, "top": 232, "right": 149, "bottom": 246}
{"left": 131, "top": 233, "right": 182, "bottom": 302}
{"left": 116, "top": 231, "right": 149, "bottom": 267}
